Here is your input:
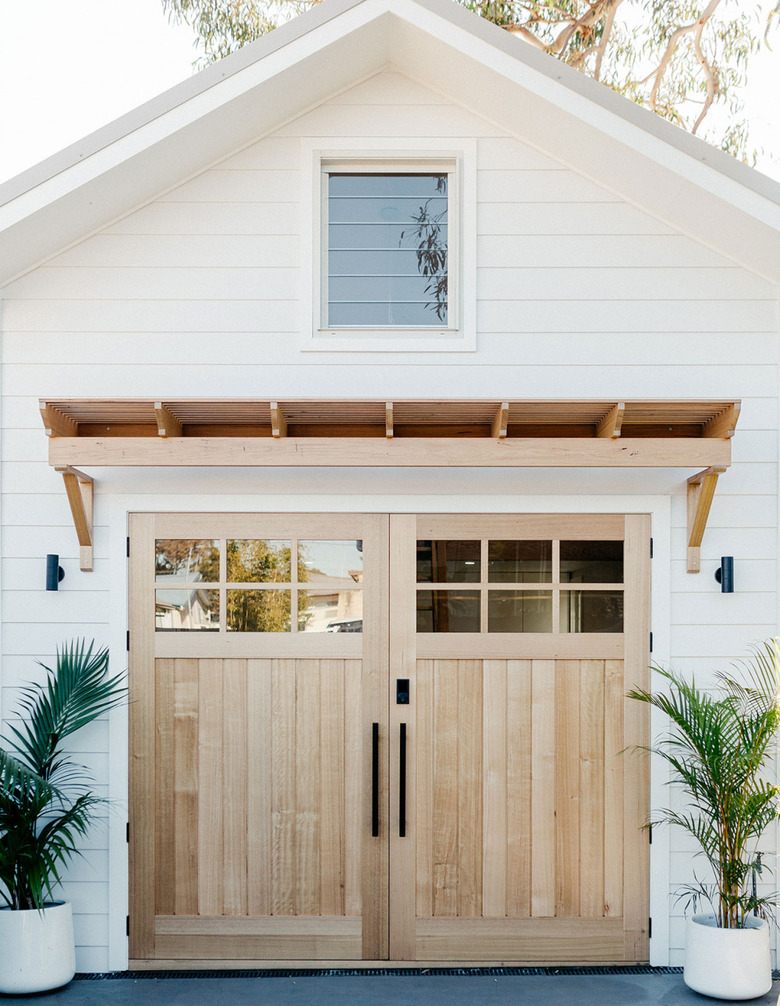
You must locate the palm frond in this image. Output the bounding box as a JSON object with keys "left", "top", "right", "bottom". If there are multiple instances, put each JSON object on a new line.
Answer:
{"left": 0, "top": 640, "right": 125, "bottom": 910}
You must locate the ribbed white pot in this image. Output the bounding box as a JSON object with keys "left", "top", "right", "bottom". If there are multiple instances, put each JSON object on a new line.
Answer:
{"left": 684, "top": 913, "right": 772, "bottom": 1001}
{"left": 0, "top": 902, "right": 76, "bottom": 994}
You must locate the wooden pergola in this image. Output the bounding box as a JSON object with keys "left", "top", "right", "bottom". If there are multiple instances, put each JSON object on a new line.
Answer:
{"left": 40, "top": 398, "right": 739, "bottom": 574}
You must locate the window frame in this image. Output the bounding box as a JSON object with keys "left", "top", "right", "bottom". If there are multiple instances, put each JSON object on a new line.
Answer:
{"left": 301, "top": 142, "right": 476, "bottom": 352}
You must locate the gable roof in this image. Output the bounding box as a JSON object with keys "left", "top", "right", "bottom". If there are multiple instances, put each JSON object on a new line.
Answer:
{"left": 1, "top": 0, "right": 779, "bottom": 286}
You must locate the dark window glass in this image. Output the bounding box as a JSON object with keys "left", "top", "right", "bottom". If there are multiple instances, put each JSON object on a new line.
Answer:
{"left": 416, "top": 590, "right": 480, "bottom": 632}
{"left": 487, "top": 591, "right": 552, "bottom": 632}
{"left": 560, "top": 541, "right": 623, "bottom": 583}
{"left": 560, "top": 590, "right": 623, "bottom": 632}
{"left": 488, "top": 541, "right": 552, "bottom": 582}
{"left": 416, "top": 540, "right": 480, "bottom": 582}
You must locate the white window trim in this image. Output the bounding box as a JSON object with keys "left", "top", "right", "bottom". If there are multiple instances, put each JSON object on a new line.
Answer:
{"left": 300, "top": 139, "right": 476, "bottom": 352}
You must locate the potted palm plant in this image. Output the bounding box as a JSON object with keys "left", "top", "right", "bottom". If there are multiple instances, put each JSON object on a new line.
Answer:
{"left": 0, "top": 640, "right": 125, "bottom": 994}
{"left": 629, "top": 640, "right": 780, "bottom": 1000}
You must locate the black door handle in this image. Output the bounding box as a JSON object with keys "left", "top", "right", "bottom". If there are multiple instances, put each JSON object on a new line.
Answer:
{"left": 371, "top": 723, "right": 379, "bottom": 837}
{"left": 399, "top": 722, "right": 407, "bottom": 838}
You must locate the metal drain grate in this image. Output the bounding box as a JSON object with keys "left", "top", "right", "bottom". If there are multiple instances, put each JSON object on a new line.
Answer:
{"left": 75, "top": 965, "right": 692, "bottom": 980}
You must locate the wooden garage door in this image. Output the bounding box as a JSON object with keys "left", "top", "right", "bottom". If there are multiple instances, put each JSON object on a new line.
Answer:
{"left": 388, "top": 514, "right": 650, "bottom": 963}
{"left": 128, "top": 513, "right": 389, "bottom": 964}
{"left": 129, "top": 512, "right": 649, "bottom": 965}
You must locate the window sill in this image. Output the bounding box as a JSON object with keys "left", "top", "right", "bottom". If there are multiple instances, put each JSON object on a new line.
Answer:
{"left": 302, "top": 328, "right": 476, "bottom": 353}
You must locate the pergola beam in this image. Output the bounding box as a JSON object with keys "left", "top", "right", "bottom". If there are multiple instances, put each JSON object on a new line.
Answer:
{"left": 40, "top": 401, "right": 78, "bottom": 438}
{"left": 270, "top": 402, "right": 287, "bottom": 438}
{"left": 54, "top": 465, "right": 94, "bottom": 571}
{"left": 703, "top": 402, "right": 740, "bottom": 439}
{"left": 49, "top": 436, "right": 731, "bottom": 469}
{"left": 154, "top": 402, "right": 182, "bottom": 438}
{"left": 385, "top": 402, "right": 394, "bottom": 439}
{"left": 687, "top": 466, "right": 727, "bottom": 573}
{"left": 597, "top": 402, "right": 625, "bottom": 439}
{"left": 491, "top": 402, "right": 509, "bottom": 439}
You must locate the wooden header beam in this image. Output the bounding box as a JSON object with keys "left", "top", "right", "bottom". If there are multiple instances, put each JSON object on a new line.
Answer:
{"left": 49, "top": 436, "right": 731, "bottom": 469}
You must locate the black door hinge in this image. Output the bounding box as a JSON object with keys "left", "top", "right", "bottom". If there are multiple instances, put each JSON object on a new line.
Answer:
{"left": 649, "top": 632, "right": 653, "bottom": 653}
{"left": 126, "top": 915, "right": 130, "bottom": 937}
{"left": 126, "top": 630, "right": 130, "bottom": 652}
{"left": 648, "top": 918, "right": 652, "bottom": 939}
{"left": 126, "top": 822, "right": 130, "bottom": 844}
{"left": 648, "top": 824, "right": 652, "bottom": 844}
{"left": 126, "top": 537, "right": 130, "bottom": 558}
{"left": 650, "top": 537, "right": 654, "bottom": 558}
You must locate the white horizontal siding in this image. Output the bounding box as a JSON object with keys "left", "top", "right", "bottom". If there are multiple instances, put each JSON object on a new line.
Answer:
{"left": 1, "top": 67, "right": 778, "bottom": 972}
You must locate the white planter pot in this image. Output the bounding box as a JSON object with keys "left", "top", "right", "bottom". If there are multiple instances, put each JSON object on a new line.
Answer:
{"left": 684, "top": 913, "right": 772, "bottom": 1000}
{"left": 0, "top": 901, "right": 76, "bottom": 994}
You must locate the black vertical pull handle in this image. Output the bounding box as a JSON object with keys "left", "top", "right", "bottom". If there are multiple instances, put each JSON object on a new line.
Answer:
{"left": 371, "top": 723, "right": 379, "bottom": 837}
{"left": 399, "top": 722, "right": 407, "bottom": 838}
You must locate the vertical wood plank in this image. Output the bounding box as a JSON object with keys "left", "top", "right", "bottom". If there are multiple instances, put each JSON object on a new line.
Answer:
{"left": 247, "top": 658, "right": 272, "bottom": 916}
{"left": 343, "top": 659, "right": 362, "bottom": 918}
{"left": 222, "top": 659, "right": 248, "bottom": 915}
{"left": 197, "top": 659, "right": 223, "bottom": 916}
{"left": 319, "top": 659, "right": 345, "bottom": 916}
{"left": 482, "top": 659, "right": 507, "bottom": 918}
{"left": 506, "top": 659, "right": 532, "bottom": 918}
{"left": 432, "top": 659, "right": 459, "bottom": 918}
{"left": 363, "top": 514, "right": 390, "bottom": 959}
{"left": 129, "top": 513, "right": 157, "bottom": 957}
{"left": 272, "top": 658, "right": 296, "bottom": 916}
{"left": 457, "top": 660, "right": 482, "bottom": 918}
{"left": 579, "top": 660, "right": 605, "bottom": 917}
{"left": 531, "top": 660, "right": 556, "bottom": 917}
{"left": 415, "top": 659, "right": 434, "bottom": 919}
{"left": 154, "top": 657, "right": 176, "bottom": 918}
{"left": 295, "top": 659, "right": 321, "bottom": 917}
{"left": 622, "top": 514, "right": 652, "bottom": 960}
{"left": 604, "top": 658, "right": 625, "bottom": 919}
{"left": 173, "top": 659, "right": 199, "bottom": 915}
{"left": 556, "top": 660, "right": 581, "bottom": 918}
{"left": 388, "top": 514, "right": 415, "bottom": 960}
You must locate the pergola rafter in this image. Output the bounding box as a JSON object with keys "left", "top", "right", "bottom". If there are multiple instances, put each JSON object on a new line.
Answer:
{"left": 41, "top": 398, "right": 739, "bottom": 572}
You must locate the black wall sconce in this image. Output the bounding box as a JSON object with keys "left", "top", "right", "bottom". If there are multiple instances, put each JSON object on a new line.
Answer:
{"left": 715, "top": 556, "right": 734, "bottom": 593}
{"left": 46, "top": 554, "right": 65, "bottom": 591}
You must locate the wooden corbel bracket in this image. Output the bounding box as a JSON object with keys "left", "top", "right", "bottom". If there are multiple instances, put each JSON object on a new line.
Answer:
{"left": 54, "top": 466, "right": 94, "bottom": 572}
{"left": 687, "top": 466, "right": 726, "bottom": 574}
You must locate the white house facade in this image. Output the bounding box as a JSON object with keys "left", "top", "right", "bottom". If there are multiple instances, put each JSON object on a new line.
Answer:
{"left": 1, "top": 0, "right": 779, "bottom": 972}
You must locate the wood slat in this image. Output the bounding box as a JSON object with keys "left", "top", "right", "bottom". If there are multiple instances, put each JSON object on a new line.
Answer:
{"left": 506, "top": 660, "right": 532, "bottom": 918}
{"left": 155, "top": 658, "right": 176, "bottom": 918}
{"left": 247, "top": 659, "right": 272, "bottom": 916}
{"left": 482, "top": 660, "right": 507, "bottom": 918}
{"left": 173, "top": 659, "right": 199, "bottom": 916}
{"left": 432, "top": 660, "right": 459, "bottom": 918}
{"left": 222, "top": 659, "right": 248, "bottom": 915}
{"left": 295, "top": 659, "right": 321, "bottom": 917}
{"left": 197, "top": 659, "right": 223, "bottom": 916}
{"left": 579, "top": 660, "right": 605, "bottom": 918}
{"left": 530, "top": 660, "right": 556, "bottom": 918}
{"left": 272, "top": 659, "right": 296, "bottom": 916}
{"left": 457, "top": 660, "right": 482, "bottom": 918}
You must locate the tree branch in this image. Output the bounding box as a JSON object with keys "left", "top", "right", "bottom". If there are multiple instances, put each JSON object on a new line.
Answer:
{"left": 648, "top": 0, "right": 723, "bottom": 112}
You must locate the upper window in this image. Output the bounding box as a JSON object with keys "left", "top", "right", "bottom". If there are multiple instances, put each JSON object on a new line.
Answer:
{"left": 325, "top": 173, "right": 449, "bottom": 329}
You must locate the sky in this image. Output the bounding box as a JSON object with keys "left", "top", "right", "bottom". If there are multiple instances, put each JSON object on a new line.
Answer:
{"left": 0, "top": 0, "right": 779, "bottom": 186}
